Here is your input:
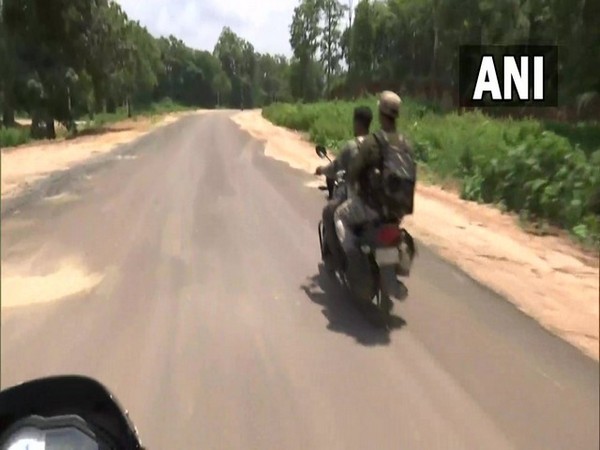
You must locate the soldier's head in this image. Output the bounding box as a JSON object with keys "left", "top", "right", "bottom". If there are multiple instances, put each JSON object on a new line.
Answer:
{"left": 353, "top": 105, "right": 373, "bottom": 137}
{"left": 378, "top": 90, "right": 401, "bottom": 130}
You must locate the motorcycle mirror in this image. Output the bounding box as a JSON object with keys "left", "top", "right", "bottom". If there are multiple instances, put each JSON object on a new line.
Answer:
{"left": 1, "top": 418, "right": 100, "bottom": 450}
{"left": 315, "top": 145, "right": 327, "bottom": 158}
{"left": 0, "top": 376, "right": 144, "bottom": 449}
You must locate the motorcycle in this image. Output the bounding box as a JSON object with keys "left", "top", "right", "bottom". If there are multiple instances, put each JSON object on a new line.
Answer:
{"left": 315, "top": 145, "right": 416, "bottom": 326}
{"left": 0, "top": 375, "right": 144, "bottom": 449}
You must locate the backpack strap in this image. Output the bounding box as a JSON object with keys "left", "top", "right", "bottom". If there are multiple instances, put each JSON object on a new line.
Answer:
{"left": 362, "top": 131, "right": 389, "bottom": 215}
{"left": 371, "top": 130, "right": 387, "bottom": 172}
{"left": 371, "top": 130, "right": 387, "bottom": 150}
{"left": 352, "top": 135, "right": 362, "bottom": 157}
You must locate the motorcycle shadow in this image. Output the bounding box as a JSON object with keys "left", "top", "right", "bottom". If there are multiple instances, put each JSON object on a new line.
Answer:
{"left": 300, "top": 264, "right": 407, "bottom": 347}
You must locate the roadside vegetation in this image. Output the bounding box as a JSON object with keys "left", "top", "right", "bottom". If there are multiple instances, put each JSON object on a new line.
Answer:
{"left": 0, "top": 98, "right": 189, "bottom": 149}
{"left": 263, "top": 100, "right": 600, "bottom": 248}
{"left": 76, "top": 98, "right": 189, "bottom": 129}
{"left": 1, "top": 0, "right": 598, "bottom": 244}
{"left": 0, "top": 1, "right": 290, "bottom": 148}
{"left": 260, "top": 0, "right": 599, "bottom": 247}
{"left": 0, "top": 125, "right": 30, "bottom": 148}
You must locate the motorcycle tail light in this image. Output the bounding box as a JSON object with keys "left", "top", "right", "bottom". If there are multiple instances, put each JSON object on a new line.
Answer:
{"left": 376, "top": 225, "right": 402, "bottom": 246}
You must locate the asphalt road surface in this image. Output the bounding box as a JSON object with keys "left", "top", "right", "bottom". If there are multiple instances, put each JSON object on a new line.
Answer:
{"left": 1, "top": 112, "right": 598, "bottom": 449}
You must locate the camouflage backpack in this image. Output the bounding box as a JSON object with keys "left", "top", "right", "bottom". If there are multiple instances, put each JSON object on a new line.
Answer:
{"left": 371, "top": 130, "right": 416, "bottom": 217}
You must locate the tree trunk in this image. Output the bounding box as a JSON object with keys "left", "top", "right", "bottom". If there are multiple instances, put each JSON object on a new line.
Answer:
{"left": 67, "top": 87, "right": 72, "bottom": 117}
{"left": 348, "top": 0, "right": 353, "bottom": 28}
{"left": 431, "top": 2, "right": 440, "bottom": 102}
{"left": 126, "top": 96, "right": 132, "bottom": 118}
{"left": 31, "top": 111, "right": 42, "bottom": 139}
{"left": 2, "top": 108, "right": 15, "bottom": 127}
{"left": 106, "top": 98, "right": 116, "bottom": 114}
{"left": 411, "top": 32, "right": 416, "bottom": 74}
{"left": 528, "top": 9, "right": 537, "bottom": 44}
{"left": 45, "top": 118, "right": 56, "bottom": 139}
{"left": 240, "top": 79, "right": 244, "bottom": 108}
{"left": 326, "top": 12, "right": 332, "bottom": 94}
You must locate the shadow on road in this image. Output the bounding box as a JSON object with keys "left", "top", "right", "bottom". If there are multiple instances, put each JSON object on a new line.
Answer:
{"left": 300, "top": 264, "right": 406, "bottom": 347}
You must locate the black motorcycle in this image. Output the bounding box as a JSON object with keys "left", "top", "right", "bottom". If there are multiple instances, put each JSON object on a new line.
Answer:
{"left": 315, "top": 145, "right": 416, "bottom": 326}
{"left": 0, "top": 375, "right": 144, "bottom": 449}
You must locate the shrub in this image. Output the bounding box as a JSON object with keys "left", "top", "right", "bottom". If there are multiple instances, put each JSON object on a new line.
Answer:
{"left": 262, "top": 99, "right": 600, "bottom": 247}
{"left": 0, "top": 126, "right": 31, "bottom": 148}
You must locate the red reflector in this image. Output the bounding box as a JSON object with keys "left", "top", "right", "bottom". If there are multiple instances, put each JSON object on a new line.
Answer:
{"left": 376, "top": 226, "right": 401, "bottom": 246}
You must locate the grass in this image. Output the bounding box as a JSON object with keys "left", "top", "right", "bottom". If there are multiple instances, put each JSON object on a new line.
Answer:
{"left": 1, "top": 98, "right": 190, "bottom": 149}
{"left": 0, "top": 125, "right": 31, "bottom": 148}
{"left": 81, "top": 98, "right": 188, "bottom": 129}
{"left": 263, "top": 98, "right": 600, "bottom": 248}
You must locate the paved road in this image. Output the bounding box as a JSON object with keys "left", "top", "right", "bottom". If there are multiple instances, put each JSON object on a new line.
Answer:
{"left": 1, "top": 112, "right": 598, "bottom": 449}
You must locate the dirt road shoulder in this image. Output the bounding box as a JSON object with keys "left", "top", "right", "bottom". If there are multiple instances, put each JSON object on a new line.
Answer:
{"left": 232, "top": 109, "right": 600, "bottom": 361}
{"left": 1, "top": 111, "right": 206, "bottom": 204}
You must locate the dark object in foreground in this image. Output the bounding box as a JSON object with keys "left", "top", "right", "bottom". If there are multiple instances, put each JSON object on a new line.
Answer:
{"left": 0, "top": 375, "right": 144, "bottom": 449}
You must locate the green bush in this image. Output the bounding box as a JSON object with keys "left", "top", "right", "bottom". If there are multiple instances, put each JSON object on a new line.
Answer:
{"left": 262, "top": 99, "right": 600, "bottom": 247}
{"left": 89, "top": 108, "right": 128, "bottom": 127}
{"left": 0, "top": 126, "right": 31, "bottom": 148}
{"left": 144, "top": 97, "right": 188, "bottom": 115}
{"left": 1, "top": 101, "right": 191, "bottom": 149}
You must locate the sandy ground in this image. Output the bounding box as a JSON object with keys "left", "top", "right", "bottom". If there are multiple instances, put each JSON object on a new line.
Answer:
{"left": 1, "top": 255, "right": 104, "bottom": 309}
{"left": 231, "top": 109, "right": 600, "bottom": 361}
{"left": 1, "top": 111, "right": 204, "bottom": 201}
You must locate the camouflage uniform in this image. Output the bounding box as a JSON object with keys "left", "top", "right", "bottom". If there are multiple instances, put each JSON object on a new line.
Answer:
{"left": 321, "top": 136, "right": 364, "bottom": 268}
{"left": 334, "top": 91, "right": 406, "bottom": 253}
{"left": 319, "top": 136, "right": 362, "bottom": 179}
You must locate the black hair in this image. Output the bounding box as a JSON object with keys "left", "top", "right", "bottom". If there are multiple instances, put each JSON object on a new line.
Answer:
{"left": 353, "top": 106, "right": 373, "bottom": 130}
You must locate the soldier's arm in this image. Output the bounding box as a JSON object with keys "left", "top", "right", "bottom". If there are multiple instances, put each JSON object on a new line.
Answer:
{"left": 347, "top": 135, "right": 378, "bottom": 184}
{"left": 319, "top": 160, "right": 337, "bottom": 178}
{"left": 337, "top": 140, "right": 359, "bottom": 171}
{"left": 321, "top": 141, "right": 352, "bottom": 178}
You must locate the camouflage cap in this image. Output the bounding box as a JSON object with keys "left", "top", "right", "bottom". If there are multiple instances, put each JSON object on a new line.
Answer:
{"left": 378, "top": 90, "right": 402, "bottom": 118}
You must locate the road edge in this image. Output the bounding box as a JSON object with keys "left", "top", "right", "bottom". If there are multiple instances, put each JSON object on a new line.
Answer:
{"left": 0, "top": 118, "right": 186, "bottom": 219}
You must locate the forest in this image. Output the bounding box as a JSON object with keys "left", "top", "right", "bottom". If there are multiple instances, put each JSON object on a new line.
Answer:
{"left": 0, "top": 0, "right": 598, "bottom": 242}
{"left": 0, "top": 0, "right": 290, "bottom": 138}
{"left": 1, "top": 0, "right": 598, "bottom": 139}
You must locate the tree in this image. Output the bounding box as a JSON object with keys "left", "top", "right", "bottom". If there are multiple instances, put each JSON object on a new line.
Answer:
{"left": 256, "top": 54, "right": 291, "bottom": 104}
{"left": 289, "top": 0, "right": 322, "bottom": 101}
{"left": 125, "top": 21, "right": 162, "bottom": 116}
{"left": 212, "top": 71, "right": 231, "bottom": 107}
{"left": 239, "top": 40, "right": 257, "bottom": 107}
{"left": 2, "top": 0, "right": 596, "bottom": 142}
{"left": 214, "top": 27, "right": 258, "bottom": 107}
{"left": 346, "top": 0, "right": 374, "bottom": 90}
{"left": 343, "top": 0, "right": 572, "bottom": 102}
{"left": 2, "top": 0, "right": 106, "bottom": 135}
{"left": 0, "top": 5, "right": 17, "bottom": 126}
{"left": 318, "top": 0, "right": 346, "bottom": 95}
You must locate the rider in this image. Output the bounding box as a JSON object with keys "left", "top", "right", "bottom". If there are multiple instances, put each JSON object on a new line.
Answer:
{"left": 334, "top": 91, "right": 416, "bottom": 291}
{"left": 315, "top": 105, "right": 373, "bottom": 270}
